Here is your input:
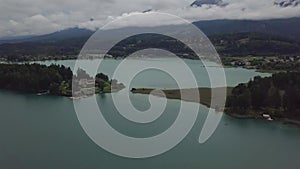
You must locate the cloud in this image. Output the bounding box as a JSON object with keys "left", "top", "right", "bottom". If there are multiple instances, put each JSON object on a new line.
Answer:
{"left": 0, "top": 0, "right": 299, "bottom": 37}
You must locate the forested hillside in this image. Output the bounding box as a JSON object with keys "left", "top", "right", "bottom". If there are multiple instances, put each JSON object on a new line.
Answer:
{"left": 227, "top": 72, "right": 300, "bottom": 118}
{"left": 0, "top": 32, "right": 299, "bottom": 61}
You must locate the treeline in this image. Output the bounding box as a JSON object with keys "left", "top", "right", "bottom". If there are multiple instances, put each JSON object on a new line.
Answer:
{"left": 226, "top": 72, "right": 300, "bottom": 118}
{"left": 0, "top": 63, "right": 118, "bottom": 96}
{"left": 0, "top": 63, "right": 73, "bottom": 95}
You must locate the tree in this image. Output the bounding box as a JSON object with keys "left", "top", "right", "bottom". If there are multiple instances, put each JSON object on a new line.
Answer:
{"left": 283, "top": 85, "right": 299, "bottom": 113}
{"left": 96, "top": 73, "right": 109, "bottom": 82}
{"left": 49, "top": 83, "right": 60, "bottom": 95}
{"left": 266, "top": 86, "right": 281, "bottom": 108}
{"left": 98, "top": 81, "right": 105, "bottom": 92}
{"left": 227, "top": 84, "right": 251, "bottom": 111}
{"left": 250, "top": 86, "right": 266, "bottom": 109}
{"left": 237, "top": 89, "right": 251, "bottom": 109}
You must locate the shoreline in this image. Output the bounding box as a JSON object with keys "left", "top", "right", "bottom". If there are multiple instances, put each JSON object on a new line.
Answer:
{"left": 1, "top": 86, "right": 299, "bottom": 127}
{"left": 132, "top": 88, "right": 300, "bottom": 127}
{"left": 2, "top": 58, "right": 282, "bottom": 77}
{"left": 2, "top": 55, "right": 296, "bottom": 75}
{"left": 225, "top": 111, "right": 300, "bottom": 127}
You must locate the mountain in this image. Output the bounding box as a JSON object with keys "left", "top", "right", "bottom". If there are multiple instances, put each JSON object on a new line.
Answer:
{"left": 210, "top": 32, "right": 300, "bottom": 56}
{"left": 100, "top": 32, "right": 300, "bottom": 58}
{"left": 2, "top": 18, "right": 300, "bottom": 44}
{"left": 0, "top": 28, "right": 93, "bottom": 61}
{"left": 3, "top": 17, "right": 300, "bottom": 44}
{"left": 0, "top": 35, "right": 36, "bottom": 42}
{"left": 0, "top": 27, "right": 93, "bottom": 44}
{"left": 0, "top": 31, "right": 299, "bottom": 61}
{"left": 26, "top": 27, "right": 93, "bottom": 42}
{"left": 194, "top": 18, "right": 300, "bottom": 41}
{"left": 1, "top": 17, "right": 300, "bottom": 61}
{"left": 190, "top": 0, "right": 228, "bottom": 7}
{"left": 274, "top": 0, "right": 300, "bottom": 7}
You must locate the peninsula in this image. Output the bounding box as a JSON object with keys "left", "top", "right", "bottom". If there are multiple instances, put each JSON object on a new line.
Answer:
{"left": 132, "top": 72, "right": 300, "bottom": 126}
{"left": 0, "top": 63, "right": 125, "bottom": 97}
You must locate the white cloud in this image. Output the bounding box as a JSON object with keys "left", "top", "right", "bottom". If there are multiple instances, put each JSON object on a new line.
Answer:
{"left": 0, "top": 0, "right": 299, "bottom": 37}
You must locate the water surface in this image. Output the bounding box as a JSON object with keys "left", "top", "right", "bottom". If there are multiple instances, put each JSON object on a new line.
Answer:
{"left": 1, "top": 59, "right": 299, "bottom": 169}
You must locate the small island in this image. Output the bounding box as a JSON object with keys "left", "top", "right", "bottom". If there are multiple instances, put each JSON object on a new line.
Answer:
{"left": 0, "top": 63, "right": 125, "bottom": 97}
{"left": 132, "top": 71, "right": 300, "bottom": 126}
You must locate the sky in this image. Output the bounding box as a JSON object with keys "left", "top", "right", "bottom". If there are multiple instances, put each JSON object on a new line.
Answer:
{"left": 0, "top": 0, "right": 300, "bottom": 37}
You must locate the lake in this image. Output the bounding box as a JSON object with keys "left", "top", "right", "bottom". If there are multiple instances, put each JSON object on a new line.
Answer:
{"left": 1, "top": 58, "right": 300, "bottom": 169}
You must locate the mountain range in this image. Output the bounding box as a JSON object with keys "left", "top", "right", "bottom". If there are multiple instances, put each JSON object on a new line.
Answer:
{"left": 0, "top": 17, "right": 300, "bottom": 61}
{"left": 2, "top": 17, "right": 300, "bottom": 43}
{"left": 0, "top": 28, "right": 93, "bottom": 44}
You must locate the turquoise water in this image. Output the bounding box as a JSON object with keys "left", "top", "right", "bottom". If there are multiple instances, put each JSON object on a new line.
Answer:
{"left": 33, "top": 58, "right": 270, "bottom": 88}
{"left": 1, "top": 59, "right": 299, "bottom": 169}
